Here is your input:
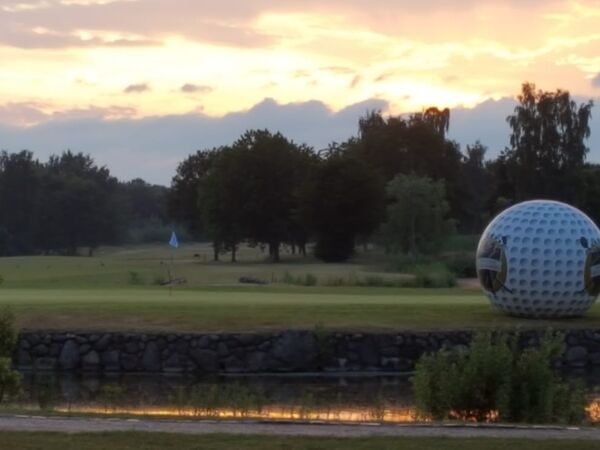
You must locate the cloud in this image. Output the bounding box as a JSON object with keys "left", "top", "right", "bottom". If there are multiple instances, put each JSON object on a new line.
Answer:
{"left": 0, "top": 22, "right": 161, "bottom": 49}
{"left": 447, "top": 97, "right": 516, "bottom": 154}
{"left": 180, "top": 84, "right": 213, "bottom": 94}
{"left": 593, "top": 73, "right": 600, "bottom": 88}
{"left": 0, "top": 102, "right": 50, "bottom": 127}
{"left": 123, "top": 83, "right": 150, "bottom": 93}
{"left": 1, "top": 95, "right": 598, "bottom": 186}
{"left": 0, "top": 97, "right": 388, "bottom": 184}
{"left": 447, "top": 94, "right": 600, "bottom": 159}
{"left": 0, "top": 0, "right": 563, "bottom": 52}
{"left": 0, "top": 0, "right": 276, "bottom": 49}
{"left": 350, "top": 75, "right": 362, "bottom": 88}
{"left": 0, "top": 102, "right": 137, "bottom": 126}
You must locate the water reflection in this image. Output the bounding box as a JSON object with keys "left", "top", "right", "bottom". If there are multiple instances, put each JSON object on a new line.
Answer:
{"left": 10, "top": 371, "right": 600, "bottom": 424}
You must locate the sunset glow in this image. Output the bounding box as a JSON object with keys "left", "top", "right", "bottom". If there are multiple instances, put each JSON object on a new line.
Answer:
{"left": 1, "top": 0, "right": 599, "bottom": 125}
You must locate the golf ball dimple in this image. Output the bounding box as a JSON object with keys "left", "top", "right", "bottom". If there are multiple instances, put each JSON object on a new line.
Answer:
{"left": 476, "top": 200, "right": 600, "bottom": 318}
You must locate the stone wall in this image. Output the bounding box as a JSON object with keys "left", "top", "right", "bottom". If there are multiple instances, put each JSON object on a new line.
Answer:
{"left": 13, "top": 329, "right": 600, "bottom": 373}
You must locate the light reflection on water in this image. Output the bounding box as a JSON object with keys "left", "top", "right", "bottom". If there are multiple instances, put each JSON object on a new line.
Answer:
{"left": 13, "top": 371, "right": 600, "bottom": 424}
{"left": 52, "top": 405, "right": 417, "bottom": 423}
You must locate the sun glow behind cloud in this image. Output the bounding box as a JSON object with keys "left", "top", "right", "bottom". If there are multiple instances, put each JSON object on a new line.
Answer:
{"left": 0, "top": 0, "right": 599, "bottom": 126}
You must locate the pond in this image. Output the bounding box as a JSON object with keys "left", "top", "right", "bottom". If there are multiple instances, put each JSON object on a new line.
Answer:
{"left": 9, "top": 370, "right": 600, "bottom": 424}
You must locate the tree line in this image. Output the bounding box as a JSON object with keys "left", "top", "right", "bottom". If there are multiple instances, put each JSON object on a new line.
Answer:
{"left": 170, "top": 83, "right": 597, "bottom": 262}
{"left": 0, "top": 151, "right": 169, "bottom": 256}
{"left": 0, "top": 82, "right": 597, "bottom": 260}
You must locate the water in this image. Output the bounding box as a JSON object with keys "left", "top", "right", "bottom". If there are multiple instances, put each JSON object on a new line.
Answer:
{"left": 11, "top": 371, "right": 600, "bottom": 423}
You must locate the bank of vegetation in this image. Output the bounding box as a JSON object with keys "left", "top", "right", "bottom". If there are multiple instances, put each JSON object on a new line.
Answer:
{"left": 0, "top": 83, "right": 596, "bottom": 271}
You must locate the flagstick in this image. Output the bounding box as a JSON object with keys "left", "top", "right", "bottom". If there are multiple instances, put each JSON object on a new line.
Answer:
{"left": 167, "top": 263, "right": 172, "bottom": 297}
{"left": 167, "top": 230, "right": 179, "bottom": 297}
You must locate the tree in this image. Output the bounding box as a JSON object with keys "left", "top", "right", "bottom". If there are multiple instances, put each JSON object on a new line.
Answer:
{"left": 304, "top": 153, "right": 384, "bottom": 262}
{"left": 38, "top": 152, "right": 118, "bottom": 255}
{"left": 577, "top": 163, "right": 600, "bottom": 226}
{"left": 460, "top": 142, "right": 492, "bottom": 233}
{"left": 168, "top": 149, "right": 221, "bottom": 239}
{"left": 201, "top": 146, "right": 245, "bottom": 262}
{"left": 0, "top": 151, "right": 42, "bottom": 255}
{"left": 503, "top": 82, "right": 593, "bottom": 202}
{"left": 115, "top": 178, "right": 169, "bottom": 244}
{"left": 231, "top": 130, "right": 316, "bottom": 262}
{"left": 352, "top": 109, "right": 465, "bottom": 224}
{"left": 378, "top": 173, "right": 452, "bottom": 255}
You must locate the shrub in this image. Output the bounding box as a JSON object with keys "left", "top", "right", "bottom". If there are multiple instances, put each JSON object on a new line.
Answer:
{"left": 0, "top": 308, "right": 21, "bottom": 403}
{"left": 412, "top": 263, "right": 456, "bottom": 288}
{"left": 441, "top": 234, "right": 480, "bottom": 253}
{"left": 0, "top": 308, "right": 17, "bottom": 357}
{"left": 127, "top": 271, "right": 144, "bottom": 285}
{"left": 280, "top": 272, "right": 318, "bottom": 286}
{"left": 443, "top": 253, "right": 477, "bottom": 278}
{"left": 0, "top": 358, "right": 21, "bottom": 403}
{"left": 411, "top": 332, "right": 586, "bottom": 424}
{"left": 389, "top": 253, "right": 433, "bottom": 272}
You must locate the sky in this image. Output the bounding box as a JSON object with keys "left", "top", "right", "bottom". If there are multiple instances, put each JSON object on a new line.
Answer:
{"left": 0, "top": 0, "right": 599, "bottom": 184}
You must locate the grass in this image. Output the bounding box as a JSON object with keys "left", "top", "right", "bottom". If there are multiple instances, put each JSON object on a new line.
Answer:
{"left": 0, "top": 242, "right": 596, "bottom": 332}
{"left": 0, "top": 286, "right": 599, "bottom": 332}
{"left": 2, "top": 432, "right": 600, "bottom": 450}
{"left": 0, "top": 243, "right": 413, "bottom": 289}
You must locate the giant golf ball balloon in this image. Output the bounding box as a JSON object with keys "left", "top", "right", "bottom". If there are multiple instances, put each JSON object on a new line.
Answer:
{"left": 476, "top": 200, "right": 600, "bottom": 318}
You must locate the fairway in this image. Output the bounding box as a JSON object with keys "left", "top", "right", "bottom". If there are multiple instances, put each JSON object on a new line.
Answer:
{"left": 1, "top": 286, "right": 599, "bottom": 332}
{"left": 0, "top": 244, "right": 598, "bottom": 332}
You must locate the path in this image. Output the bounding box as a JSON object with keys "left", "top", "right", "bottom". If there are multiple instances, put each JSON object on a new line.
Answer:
{"left": 1, "top": 415, "right": 600, "bottom": 439}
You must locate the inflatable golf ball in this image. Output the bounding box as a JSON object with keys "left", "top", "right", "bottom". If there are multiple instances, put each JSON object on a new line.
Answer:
{"left": 476, "top": 200, "right": 600, "bottom": 318}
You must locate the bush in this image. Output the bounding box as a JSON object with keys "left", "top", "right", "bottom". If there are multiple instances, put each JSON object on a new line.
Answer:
{"left": 442, "top": 253, "right": 477, "bottom": 278}
{"left": 412, "top": 263, "right": 456, "bottom": 288}
{"left": 411, "top": 332, "right": 586, "bottom": 424}
{"left": 280, "top": 272, "right": 318, "bottom": 287}
{"left": 127, "top": 271, "right": 144, "bottom": 285}
{"left": 0, "top": 308, "right": 21, "bottom": 403}
{"left": 0, "top": 308, "right": 16, "bottom": 357}
{"left": 441, "top": 234, "right": 480, "bottom": 253}
{"left": 0, "top": 358, "right": 21, "bottom": 403}
{"left": 389, "top": 253, "right": 433, "bottom": 273}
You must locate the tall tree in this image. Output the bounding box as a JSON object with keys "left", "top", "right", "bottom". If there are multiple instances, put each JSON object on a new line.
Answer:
{"left": 168, "top": 149, "right": 221, "bottom": 239}
{"left": 503, "top": 82, "right": 593, "bottom": 202}
{"left": 378, "top": 173, "right": 452, "bottom": 255}
{"left": 201, "top": 146, "right": 245, "bottom": 261}
{"left": 39, "top": 152, "right": 118, "bottom": 255}
{"left": 304, "top": 153, "right": 384, "bottom": 262}
{"left": 460, "top": 142, "right": 492, "bottom": 233}
{"left": 0, "top": 151, "right": 42, "bottom": 255}
{"left": 352, "top": 109, "right": 465, "bottom": 224}
{"left": 229, "top": 130, "right": 315, "bottom": 262}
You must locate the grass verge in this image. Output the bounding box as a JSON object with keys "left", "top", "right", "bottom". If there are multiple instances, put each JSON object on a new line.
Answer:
{"left": 1, "top": 432, "right": 600, "bottom": 450}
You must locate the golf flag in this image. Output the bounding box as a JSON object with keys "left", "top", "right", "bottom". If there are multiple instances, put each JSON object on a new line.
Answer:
{"left": 169, "top": 231, "right": 179, "bottom": 248}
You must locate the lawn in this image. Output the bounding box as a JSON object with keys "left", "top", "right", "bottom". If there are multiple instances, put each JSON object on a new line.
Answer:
{"left": 0, "top": 243, "right": 412, "bottom": 289}
{"left": 2, "top": 432, "right": 600, "bottom": 450}
{"left": 0, "top": 243, "right": 597, "bottom": 332}
{"left": 1, "top": 286, "right": 599, "bottom": 332}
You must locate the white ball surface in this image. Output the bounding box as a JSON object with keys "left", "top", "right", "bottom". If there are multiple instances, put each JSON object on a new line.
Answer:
{"left": 476, "top": 200, "right": 600, "bottom": 318}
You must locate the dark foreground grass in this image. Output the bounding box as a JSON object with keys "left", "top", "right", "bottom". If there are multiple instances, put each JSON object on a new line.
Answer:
{"left": 1, "top": 287, "right": 599, "bottom": 332}
{"left": 2, "top": 432, "right": 600, "bottom": 450}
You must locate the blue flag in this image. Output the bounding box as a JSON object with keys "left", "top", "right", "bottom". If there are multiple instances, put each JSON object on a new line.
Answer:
{"left": 169, "top": 231, "right": 179, "bottom": 248}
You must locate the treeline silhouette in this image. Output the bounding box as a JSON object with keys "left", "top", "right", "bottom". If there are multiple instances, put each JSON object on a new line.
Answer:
{"left": 0, "top": 151, "right": 168, "bottom": 256}
{"left": 0, "top": 82, "right": 597, "bottom": 260}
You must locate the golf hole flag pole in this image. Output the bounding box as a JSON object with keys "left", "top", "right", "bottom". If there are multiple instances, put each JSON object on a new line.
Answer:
{"left": 169, "top": 231, "right": 179, "bottom": 249}
{"left": 166, "top": 231, "right": 178, "bottom": 295}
